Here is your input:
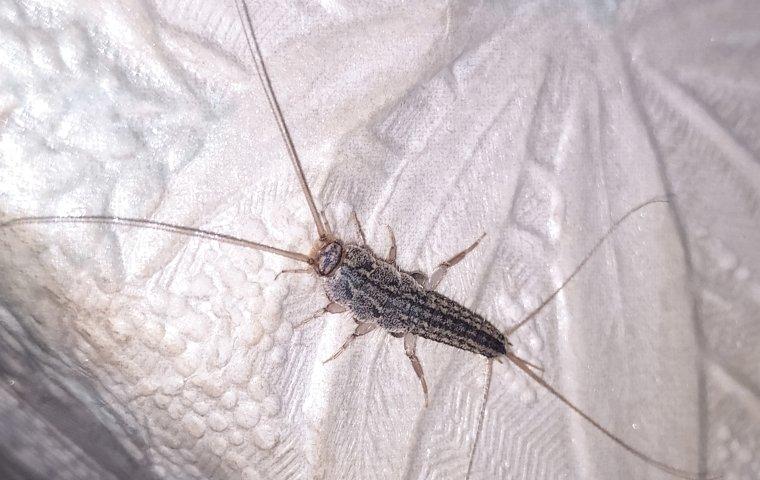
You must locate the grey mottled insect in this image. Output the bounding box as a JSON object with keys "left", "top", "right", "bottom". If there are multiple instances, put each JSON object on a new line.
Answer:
{"left": 324, "top": 241, "right": 506, "bottom": 358}
{"left": 0, "top": 1, "right": 711, "bottom": 479}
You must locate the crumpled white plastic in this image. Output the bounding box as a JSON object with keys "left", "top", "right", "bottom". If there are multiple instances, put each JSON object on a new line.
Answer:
{"left": 1, "top": 0, "right": 758, "bottom": 479}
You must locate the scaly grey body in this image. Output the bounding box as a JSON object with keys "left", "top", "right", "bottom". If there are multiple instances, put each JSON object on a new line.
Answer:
{"left": 323, "top": 244, "right": 506, "bottom": 358}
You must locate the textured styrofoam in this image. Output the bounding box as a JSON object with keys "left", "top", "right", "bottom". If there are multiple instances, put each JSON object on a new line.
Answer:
{"left": 1, "top": 0, "right": 758, "bottom": 479}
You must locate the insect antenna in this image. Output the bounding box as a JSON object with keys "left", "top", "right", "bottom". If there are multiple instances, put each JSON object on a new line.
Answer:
{"left": 504, "top": 351, "right": 714, "bottom": 480}
{"left": 466, "top": 195, "right": 715, "bottom": 479}
{"left": 505, "top": 196, "right": 670, "bottom": 336}
{"left": 0, "top": 215, "right": 312, "bottom": 264}
{"left": 234, "top": 0, "right": 328, "bottom": 241}
{"left": 3, "top": 3, "right": 326, "bottom": 265}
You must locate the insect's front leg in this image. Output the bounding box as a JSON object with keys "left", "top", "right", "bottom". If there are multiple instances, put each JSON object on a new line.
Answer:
{"left": 294, "top": 301, "right": 346, "bottom": 329}
{"left": 274, "top": 267, "right": 312, "bottom": 280}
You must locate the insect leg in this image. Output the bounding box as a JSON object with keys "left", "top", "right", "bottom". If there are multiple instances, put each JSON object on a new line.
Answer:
{"left": 402, "top": 333, "right": 429, "bottom": 406}
{"left": 294, "top": 301, "right": 346, "bottom": 330}
{"left": 274, "top": 268, "right": 312, "bottom": 280}
{"left": 351, "top": 210, "right": 367, "bottom": 245}
{"left": 386, "top": 225, "right": 397, "bottom": 263}
{"left": 322, "top": 322, "right": 377, "bottom": 364}
{"left": 427, "top": 233, "right": 486, "bottom": 290}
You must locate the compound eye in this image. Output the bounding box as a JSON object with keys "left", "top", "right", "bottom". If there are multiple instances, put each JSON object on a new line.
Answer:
{"left": 316, "top": 242, "right": 343, "bottom": 276}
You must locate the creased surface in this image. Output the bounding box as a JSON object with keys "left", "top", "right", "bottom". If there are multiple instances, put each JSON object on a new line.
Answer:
{"left": 1, "top": 0, "right": 758, "bottom": 479}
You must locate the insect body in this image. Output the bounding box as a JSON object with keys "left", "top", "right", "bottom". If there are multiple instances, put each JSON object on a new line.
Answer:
{"left": 324, "top": 242, "right": 506, "bottom": 358}
{"left": 293, "top": 211, "right": 504, "bottom": 406}
{"left": 314, "top": 237, "right": 506, "bottom": 405}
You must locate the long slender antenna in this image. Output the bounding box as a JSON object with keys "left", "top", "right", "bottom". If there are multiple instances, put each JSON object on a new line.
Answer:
{"left": 506, "top": 352, "right": 712, "bottom": 480}
{"left": 506, "top": 197, "right": 669, "bottom": 336}
{"left": 234, "top": 0, "right": 328, "bottom": 240}
{"left": 0, "top": 216, "right": 312, "bottom": 264}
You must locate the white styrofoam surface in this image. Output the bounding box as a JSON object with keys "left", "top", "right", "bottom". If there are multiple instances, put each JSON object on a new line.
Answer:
{"left": 1, "top": 0, "right": 759, "bottom": 479}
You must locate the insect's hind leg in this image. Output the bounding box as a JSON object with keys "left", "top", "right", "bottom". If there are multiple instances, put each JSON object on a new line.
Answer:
{"left": 427, "top": 233, "right": 486, "bottom": 290}
{"left": 322, "top": 321, "right": 377, "bottom": 364}
{"left": 402, "top": 333, "right": 429, "bottom": 406}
